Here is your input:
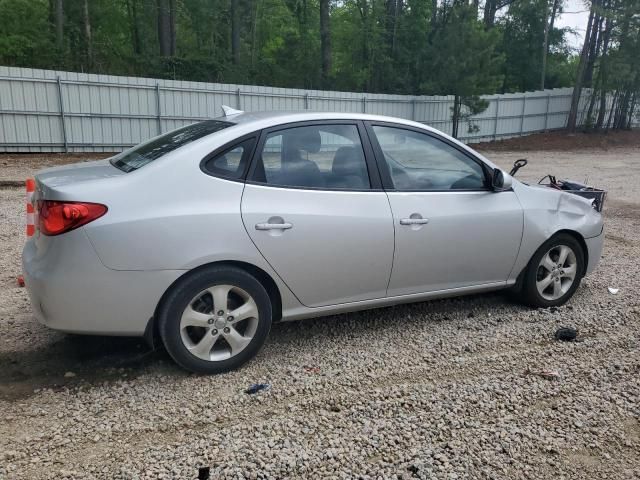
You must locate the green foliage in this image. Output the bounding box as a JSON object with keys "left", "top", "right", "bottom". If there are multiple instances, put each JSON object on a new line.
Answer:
{"left": 0, "top": 0, "right": 55, "bottom": 67}
{"left": 420, "top": 5, "right": 503, "bottom": 97}
{"left": 0, "top": 0, "right": 580, "bottom": 101}
{"left": 499, "top": 0, "right": 577, "bottom": 92}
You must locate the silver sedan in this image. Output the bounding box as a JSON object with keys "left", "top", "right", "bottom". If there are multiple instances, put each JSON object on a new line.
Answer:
{"left": 22, "top": 110, "right": 604, "bottom": 373}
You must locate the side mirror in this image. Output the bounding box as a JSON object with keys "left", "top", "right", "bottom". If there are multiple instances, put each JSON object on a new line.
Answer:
{"left": 492, "top": 168, "right": 513, "bottom": 191}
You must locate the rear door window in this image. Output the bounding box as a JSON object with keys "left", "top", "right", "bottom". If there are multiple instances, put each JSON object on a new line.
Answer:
{"left": 250, "top": 124, "right": 371, "bottom": 190}
{"left": 111, "top": 120, "right": 232, "bottom": 172}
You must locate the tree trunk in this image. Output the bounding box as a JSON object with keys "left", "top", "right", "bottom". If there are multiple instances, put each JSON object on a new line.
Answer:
{"left": 540, "top": 0, "right": 559, "bottom": 90}
{"left": 83, "top": 0, "right": 92, "bottom": 68}
{"left": 626, "top": 93, "right": 636, "bottom": 129}
{"left": 126, "top": 0, "right": 142, "bottom": 55}
{"left": 430, "top": 0, "right": 438, "bottom": 29}
{"left": 595, "top": 12, "right": 613, "bottom": 129}
{"left": 231, "top": 0, "right": 240, "bottom": 65}
{"left": 320, "top": 0, "right": 331, "bottom": 87}
{"left": 605, "top": 90, "right": 618, "bottom": 131}
{"left": 169, "top": 0, "right": 176, "bottom": 56}
{"left": 250, "top": 0, "right": 259, "bottom": 70}
{"left": 596, "top": 89, "right": 609, "bottom": 130}
{"left": 55, "top": 0, "right": 64, "bottom": 51}
{"left": 585, "top": 90, "right": 597, "bottom": 129}
{"left": 452, "top": 95, "right": 461, "bottom": 138}
{"left": 483, "top": 0, "right": 497, "bottom": 28}
{"left": 615, "top": 90, "right": 631, "bottom": 129}
{"left": 584, "top": 3, "right": 603, "bottom": 87}
{"left": 567, "top": 1, "right": 597, "bottom": 132}
{"left": 157, "top": 0, "right": 172, "bottom": 56}
{"left": 385, "top": 0, "right": 401, "bottom": 54}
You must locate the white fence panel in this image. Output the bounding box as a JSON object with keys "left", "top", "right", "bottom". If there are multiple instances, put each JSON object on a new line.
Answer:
{"left": 0, "top": 66, "right": 636, "bottom": 153}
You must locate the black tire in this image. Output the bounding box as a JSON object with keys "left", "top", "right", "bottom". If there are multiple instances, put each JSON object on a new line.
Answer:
{"left": 519, "top": 233, "right": 585, "bottom": 308}
{"left": 158, "top": 265, "right": 272, "bottom": 374}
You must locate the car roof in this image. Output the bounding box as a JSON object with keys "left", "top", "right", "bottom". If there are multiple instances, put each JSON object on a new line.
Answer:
{"left": 221, "top": 110, "right": 429, "bottom": 131}
{"left": 211, "top": 110, "right": 499, "bottom": 170}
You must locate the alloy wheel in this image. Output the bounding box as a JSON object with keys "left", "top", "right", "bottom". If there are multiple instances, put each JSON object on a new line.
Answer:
{"left": 179, "top": 284, "right": 259, "bottom": 361}
{"left": 535, "top": 244, "right": 578, "bottom": 301}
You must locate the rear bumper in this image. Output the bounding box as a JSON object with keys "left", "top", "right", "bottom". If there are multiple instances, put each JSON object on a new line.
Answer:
{"left": 22, "top": 229, "right": 184, "bottom": 336}
{"left": 584, "top": 229, "right": 604, "bottom": 276}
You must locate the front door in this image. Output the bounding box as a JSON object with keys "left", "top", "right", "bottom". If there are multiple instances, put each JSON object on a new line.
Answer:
{"left": 368, "top": 123, "right": 523, "bottom": 296}
{"left": 241, "top": 122, "right": 394, "bottom": 307}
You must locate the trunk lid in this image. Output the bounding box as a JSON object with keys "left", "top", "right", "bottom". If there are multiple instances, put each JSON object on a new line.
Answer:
{"left": 35, "top": 159, "right": 124, "bottom": 189}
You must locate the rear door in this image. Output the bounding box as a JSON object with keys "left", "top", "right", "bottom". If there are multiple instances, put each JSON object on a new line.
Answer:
{"left": 367, "top": 123, "right": 523, "bottom": 296}
{"left": 241, "top": 121, "right": 395, "bottom": 307}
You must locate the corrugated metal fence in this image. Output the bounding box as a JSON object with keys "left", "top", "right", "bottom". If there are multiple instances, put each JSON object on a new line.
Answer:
{"left": 0, "top": 66, "right": 630, "bottom": 153}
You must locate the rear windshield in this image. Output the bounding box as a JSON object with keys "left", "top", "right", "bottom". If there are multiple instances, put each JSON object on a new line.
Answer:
{"left": 111, "top": 120, "right": 233, "bottom": 172}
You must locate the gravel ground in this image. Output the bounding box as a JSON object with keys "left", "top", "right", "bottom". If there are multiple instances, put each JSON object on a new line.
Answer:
{"left": 0, "top": 143, "right": 639, "bottom": 479}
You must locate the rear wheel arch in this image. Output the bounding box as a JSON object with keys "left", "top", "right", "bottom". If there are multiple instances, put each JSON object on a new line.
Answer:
{"left": 146, "top": 260, "right": 282, "bottom": 348}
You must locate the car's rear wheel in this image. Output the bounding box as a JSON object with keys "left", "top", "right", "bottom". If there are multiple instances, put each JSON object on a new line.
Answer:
{"left": 158, "top": 265, "right": 272, "bottom": 374}
{"left": 520, "top": 233, "right": 585, "bottom": 308}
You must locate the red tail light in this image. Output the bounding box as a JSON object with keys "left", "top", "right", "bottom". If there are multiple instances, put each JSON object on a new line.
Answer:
{"left": 37, "top": 201, "right": 107, "bottom": 236}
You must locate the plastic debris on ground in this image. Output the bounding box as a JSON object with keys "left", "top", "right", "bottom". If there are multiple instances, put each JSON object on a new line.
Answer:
{"left": 245, "top": 383, "right": 271, "bottom": 395}
{"left": 16, "top": 275, "right": 25, "bottom": 287}
{"left": 608, "top": 287, "right": 620, "bottom": 295}
{"left": 525, "top": 367, "right": 560, "bottom": 381}
{"left": 537, "top": 370, "right": 560, "bottom": 380}
{"left": 555, "top": 326, "right": 578, "bottom": 342}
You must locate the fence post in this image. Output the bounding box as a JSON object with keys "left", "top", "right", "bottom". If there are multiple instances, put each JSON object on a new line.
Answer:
{"left": 155, "top": 83, "right": 162, "bottom": 135}
{"left": 519, "top": 95, "right": 527, "bottom": 136}
{"left": 362, "top": 96, "right": 367, "bottom": 113}
{"left": 411, "top": 99, "right": 416, "bottom": 121}
{"left": 56, "top": 76, "right": 68, "bottom": 153}
{"left": 543, "top": 93, "right": 551, "bottom": 132}
{"left": 236, "top": 88, "right": 242, "bottom": 110}
{"left": 493, "top": 97, "right": 500, "bottom": 140}
{"left": 304, "top": 93, "right": 309, "bottom": 110}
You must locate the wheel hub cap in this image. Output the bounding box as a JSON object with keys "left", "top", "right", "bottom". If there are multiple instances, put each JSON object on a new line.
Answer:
{"left": 535, "top": 244, "right": 578, "bottom": 301}
{"left": 179, "top": 284, "right": 260, "bottom": 362}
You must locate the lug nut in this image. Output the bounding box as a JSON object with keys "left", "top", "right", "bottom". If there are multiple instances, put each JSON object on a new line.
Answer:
{"left": 212, "top": 329, "right": 218, "bottom": 335}
{"left": 224, "top": 327, "right": 230, "bottom": 333}
{"left": 217, "top": 310, "right": 224, "bottom": 316}
{"left": 208, "top": 318, "right": 214, "bottom": 324}
{"left": 227, "top": 316, "right": 234, "bottom": 322}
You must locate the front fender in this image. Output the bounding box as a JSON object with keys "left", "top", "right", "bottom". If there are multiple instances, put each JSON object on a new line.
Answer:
{"left": 508, "top": 181, "right": 604, "bottom": 281}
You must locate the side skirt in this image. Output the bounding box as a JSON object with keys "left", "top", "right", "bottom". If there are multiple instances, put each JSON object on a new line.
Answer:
{"left": 281, "top": 281, "right": 514, "bottom": 322}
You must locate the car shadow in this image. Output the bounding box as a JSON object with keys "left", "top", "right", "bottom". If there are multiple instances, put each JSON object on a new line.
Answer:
{"left": 0, "top": 334, "right": 171, "bottom": 400}
{"left": 0, "top": 292, "right": 518, "bottom": 400}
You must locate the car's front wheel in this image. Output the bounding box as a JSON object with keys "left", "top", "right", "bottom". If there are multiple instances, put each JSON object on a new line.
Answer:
{"left": 158, "top": 265, "right": 272, "bottom": 374}
{"left": 520, "top": 233, "right": 585, "bottom": 308}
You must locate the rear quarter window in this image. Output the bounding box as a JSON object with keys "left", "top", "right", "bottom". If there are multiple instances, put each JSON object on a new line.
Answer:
{"left": 202, "top": 137, "right": 257, "bottom": 180}
{"left": 111, "top": 120, "right": 232, "bottom": 172}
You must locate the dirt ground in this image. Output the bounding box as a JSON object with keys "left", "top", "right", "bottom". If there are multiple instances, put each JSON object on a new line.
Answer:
{"left": 0, "top": 133, "right": 639, "bottom": 479}
{"left": 472, "top": 128, "right": 640, "bottom": 152}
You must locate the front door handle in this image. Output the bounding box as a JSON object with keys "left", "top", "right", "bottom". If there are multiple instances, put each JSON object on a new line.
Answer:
{"left": 255, "top": 222, "right": 293, "bottom": 231}
{"left": 400, "top": 218, "right": 429, "bottom": 226}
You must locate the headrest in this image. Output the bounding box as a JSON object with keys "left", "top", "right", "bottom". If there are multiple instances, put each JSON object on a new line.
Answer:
{"left": 286, "top": 128, "right": 321, "bottom": 154}
{"left": 332, "top": 146, "right": 366, "bottom": 176}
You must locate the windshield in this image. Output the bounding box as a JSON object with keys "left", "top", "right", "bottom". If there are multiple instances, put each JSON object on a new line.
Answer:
{"left": 110, "top": 120, "right": 233, "bottom": 172}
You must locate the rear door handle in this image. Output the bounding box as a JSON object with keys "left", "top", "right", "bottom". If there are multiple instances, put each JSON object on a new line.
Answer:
{"left": 400, "top": 218, "right": 429, "bottom": 225}
{"left": 255, "top": 222, "right": 293, "bottom": 230}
